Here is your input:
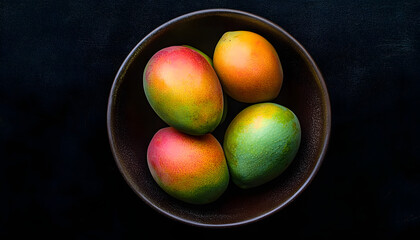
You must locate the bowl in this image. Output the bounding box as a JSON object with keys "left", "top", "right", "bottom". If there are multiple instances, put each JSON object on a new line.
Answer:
{"left": 107, "top": 8, "right": 331, "bottom": 227}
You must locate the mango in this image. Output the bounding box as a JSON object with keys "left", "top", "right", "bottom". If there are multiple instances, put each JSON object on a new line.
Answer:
{"left": 143, "top": 46, "right": 224, "bottom": 135}
{"left": 213, "top": 31, "right": 283, "bottom": 103}
{"left": 223, "top": 103, "right": 301, "bottom": 189}
{"left": 147, "top": 127, "right": 229, "bottom": 204}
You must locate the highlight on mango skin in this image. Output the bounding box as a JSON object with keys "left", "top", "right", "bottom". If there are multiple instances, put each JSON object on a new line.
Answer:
{"left": 147, "top": 127, "right": 229, "bottom": 204}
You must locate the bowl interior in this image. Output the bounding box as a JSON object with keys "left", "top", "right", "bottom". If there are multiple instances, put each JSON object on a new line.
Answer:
{"left": 107, "top": 9, "right": 330, "bottom": 227}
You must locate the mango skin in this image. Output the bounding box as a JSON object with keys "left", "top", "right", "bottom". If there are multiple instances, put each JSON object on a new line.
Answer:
{"left": 183, "top": 45, "right": 213, "bottom": 66}
{"left": 183, "top": 45, "right": 228, "bottom": 124}
{"left": 144, "top": 46, "right": 224, "bottom": 135}
{"left": 223, "top": 103, "right": 301, "bottom": 189}
{"left": 147, "top": 127, "right": 229, "bottom": 204}
{"left": 213, "top": 31, "right": 283, "bottom": 103}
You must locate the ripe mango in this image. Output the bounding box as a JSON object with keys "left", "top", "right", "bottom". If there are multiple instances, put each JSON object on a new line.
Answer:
{"left": 147, "top": 127, "right": 229, "bottom": 204}
{"left": 223, "top": 103, "right": 301, "bottom": 189}
{"left": 143, "top": 46, "right": 224, "bottom": 135}
{"left": 213, "top": 31, "right": 283, "bottom": 103}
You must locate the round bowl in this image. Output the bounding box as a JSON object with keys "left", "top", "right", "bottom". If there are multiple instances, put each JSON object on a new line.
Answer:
{"left": 107, "top": 8, "right": 331, "bottom": 227}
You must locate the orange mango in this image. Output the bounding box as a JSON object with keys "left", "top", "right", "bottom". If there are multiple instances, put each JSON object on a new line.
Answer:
{"left": 213, "top": 31, "right": 283, "bottom": 103}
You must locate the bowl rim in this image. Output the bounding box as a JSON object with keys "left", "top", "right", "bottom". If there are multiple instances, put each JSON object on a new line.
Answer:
{"left": 107, "top": 8, "right": 331, "bottom": 228}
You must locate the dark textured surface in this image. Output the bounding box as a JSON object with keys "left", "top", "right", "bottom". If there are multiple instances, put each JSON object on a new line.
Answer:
{"left": 1, "top": 0, "right": 419, "bottom": 238}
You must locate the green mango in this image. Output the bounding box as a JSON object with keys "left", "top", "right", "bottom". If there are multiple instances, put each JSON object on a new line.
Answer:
{"left": 223, "top": 103, "right": 301, "bottom": 189}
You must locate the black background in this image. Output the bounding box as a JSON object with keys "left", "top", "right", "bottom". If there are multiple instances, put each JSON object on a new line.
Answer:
{"left": 1, "top": 0, "right": 419, "bottom": 238}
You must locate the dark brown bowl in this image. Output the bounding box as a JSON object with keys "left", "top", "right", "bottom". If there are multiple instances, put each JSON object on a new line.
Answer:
{"left": 107, "top": 9, "right": 331, "bottom": 227}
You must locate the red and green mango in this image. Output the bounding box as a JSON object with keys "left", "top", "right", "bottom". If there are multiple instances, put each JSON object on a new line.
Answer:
{"left": 143, "top": 46, "right": 224, "bottom": 135}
